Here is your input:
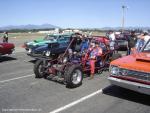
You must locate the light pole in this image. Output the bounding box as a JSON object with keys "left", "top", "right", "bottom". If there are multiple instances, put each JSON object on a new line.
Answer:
{"left": 122, "top": 5, "right": 127, "bottom": 33}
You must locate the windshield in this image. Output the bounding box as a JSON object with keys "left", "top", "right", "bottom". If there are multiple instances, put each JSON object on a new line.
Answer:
{"left": 58, "top": 35, "right": 70, "bottom": 42}
{"left": 143, "top": 40, "right": 150, "bottom": 52}
{"left": 43, "top": 35, "right": 57, "bottom": 40}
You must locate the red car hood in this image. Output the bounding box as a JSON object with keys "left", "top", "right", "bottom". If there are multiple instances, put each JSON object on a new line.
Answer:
{"left": 111, "top": 53, "right": 150, "bottom": 72}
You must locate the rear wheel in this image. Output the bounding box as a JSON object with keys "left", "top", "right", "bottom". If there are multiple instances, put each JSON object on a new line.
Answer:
{"left": 34, "top": 60, "right": 47, "bottom": 78}
{"left": 65, "top": 64, "right": 83, "bottom": 88}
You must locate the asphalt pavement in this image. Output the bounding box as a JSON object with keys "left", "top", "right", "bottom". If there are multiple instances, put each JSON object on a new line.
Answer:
{"left": 0, "top": 50, "right": 149, "bottom": 113}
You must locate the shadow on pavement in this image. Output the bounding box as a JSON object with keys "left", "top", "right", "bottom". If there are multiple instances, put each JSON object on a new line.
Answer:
{"left": 0, "top": 56, "right": 17, "bottom": 62}
{"left": 45, "top": 76, "right": 82, "bottom": 89}
{"left": 103, "top": 85, "right": 150, "bottom": 106}
{"left": 28, "top": 59, "right": 37, "bottom": 64}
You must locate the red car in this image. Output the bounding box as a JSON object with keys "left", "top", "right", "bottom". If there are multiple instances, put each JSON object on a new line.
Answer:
{"left": 0, "top": 42, "right": 15, "bottom": 56}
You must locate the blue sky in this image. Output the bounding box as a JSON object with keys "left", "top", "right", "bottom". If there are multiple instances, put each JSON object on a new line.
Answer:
{"left": 0, "top": 0, "right": 150, "bottom": 28}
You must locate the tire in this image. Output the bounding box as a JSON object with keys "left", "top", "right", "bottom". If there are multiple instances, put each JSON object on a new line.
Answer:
{"left": 65, "top": 64, "right": 83, "bottom": 88}
{"left": 111, "top": 53, "right": 122, "bottom": 61}
{"left": 34, "top": 60, "right": 47, "bottom": 78}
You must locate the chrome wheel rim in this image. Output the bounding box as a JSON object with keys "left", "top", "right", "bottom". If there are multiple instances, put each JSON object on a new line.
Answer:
{"left": 72, "top": 69, "right": 82, "bottom": 85}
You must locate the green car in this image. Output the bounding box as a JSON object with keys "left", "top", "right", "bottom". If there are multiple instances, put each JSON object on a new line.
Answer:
{"left": 23, "top": 33, "right": 73, "bottom": 52}
{"left": 23, "top": 34, "right": 58, "bottom": 50}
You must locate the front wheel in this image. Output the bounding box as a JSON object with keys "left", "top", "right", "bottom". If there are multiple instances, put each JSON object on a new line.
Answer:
{"left": 65, "top": 64, "right": 83, "bottom": 88}
{"left": 34, "top": 60, "right": 47, "bottom": 78}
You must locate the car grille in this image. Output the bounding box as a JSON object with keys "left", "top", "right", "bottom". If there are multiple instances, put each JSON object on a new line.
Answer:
{"left": 119, "top": 68, "right": 150, "bottom": 82}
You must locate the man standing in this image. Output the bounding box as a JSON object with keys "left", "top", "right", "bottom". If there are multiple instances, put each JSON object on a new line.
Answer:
{"left": 81, "top": 38, "right": 89, "bottom": 53}
{"left": 143, "top": 31, "right": 150, "bottom": 44}
{"left": 135, "top": 31, "right": 150, "bottom": 52}
{"left": 3, "top": 32, "right": 8, "bottom": 43}
{"left": 127, "top": 31, "right": 137, "bottom": 55}
{"left": 108, "top": 31, "right": 116, "bottom": 50}
{"left": 136, "top": 32, "right": 144, "bottom": 52}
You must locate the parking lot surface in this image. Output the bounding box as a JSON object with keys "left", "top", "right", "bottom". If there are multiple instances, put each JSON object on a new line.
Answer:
{"left": 0, "top": 49, "right": 149, "bottom": 113}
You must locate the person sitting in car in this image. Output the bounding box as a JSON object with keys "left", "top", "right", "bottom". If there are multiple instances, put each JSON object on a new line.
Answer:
{"left": 81, "top": 37, "right": 89, "bottom": 53}
{"left": 69, "top": 33, "right": 82, "bottom": 52}
{"left": 84, "top": 41, "right": 102, "bottom": 79}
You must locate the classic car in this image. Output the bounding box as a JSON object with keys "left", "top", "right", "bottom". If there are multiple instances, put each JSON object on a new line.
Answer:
{"left": 0, "top": 42, "right": 15, "bottom": 56}
{"left": 27, "top": 34, "right": 72, "bottom": 58}
{"left": 23, "top": 34, "right": 62, "bottom": 52}
{"left": 108, "top": 39, "right": 150, "bottom": 95}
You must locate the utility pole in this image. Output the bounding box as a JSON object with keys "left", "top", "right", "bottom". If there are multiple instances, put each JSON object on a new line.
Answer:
{"left": 122, "top": 5, "right": 127, "bottom": 33}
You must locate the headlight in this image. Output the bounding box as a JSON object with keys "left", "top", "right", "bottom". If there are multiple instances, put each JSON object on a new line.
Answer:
{"left": 110, "top": 65, "right": 120, "bottom": 75}
{"left": 28, "top": 48, "right": 32, "bottom": 53}
{"left": 120, "top": 69, "right": 128, "bottom": 76}
{"left": 45, "top": 51, "right": 51, "bottom": 56}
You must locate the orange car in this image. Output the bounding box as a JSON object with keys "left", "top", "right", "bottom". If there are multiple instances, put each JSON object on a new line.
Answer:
{"left": 108, "top": 39, "right": 150, "bottom": 95}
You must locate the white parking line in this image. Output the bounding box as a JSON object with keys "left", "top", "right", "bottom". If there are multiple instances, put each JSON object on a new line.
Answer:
{"left": 49, "top": 89, "right": 103, "bottom": 113}
{"left": 0, "top": 74, "right": 34, "bottom": 84}
{"left": 0, "top": 70, "right": 33, "bottom": 77}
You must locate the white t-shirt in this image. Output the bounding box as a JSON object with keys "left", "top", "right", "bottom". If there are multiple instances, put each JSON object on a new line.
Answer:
{"left": 109, "top": 33, "right": 116, "bottom": 41}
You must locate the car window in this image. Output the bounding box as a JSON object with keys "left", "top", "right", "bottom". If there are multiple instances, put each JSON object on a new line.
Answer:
{"left": 64, "top": 36, "right": 70, "bottom": 41}
{"left": 58, "top": 36, "right": 65, "bottom": 41}
{"left": 44, "top": 35, "right": 57, "bottom": 40}
{"left": 58, "top": 36, "right": 70, "bottom": 42}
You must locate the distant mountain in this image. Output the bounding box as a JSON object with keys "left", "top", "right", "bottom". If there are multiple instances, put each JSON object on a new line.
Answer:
{"left": 101, "top": 26, "right": 150, "bottom": 30}
{"left": 0, "top": 24, "right": 59, "bottom": 30}
{"left": 1, "top": 24, "right": 149, "bottom": 31}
